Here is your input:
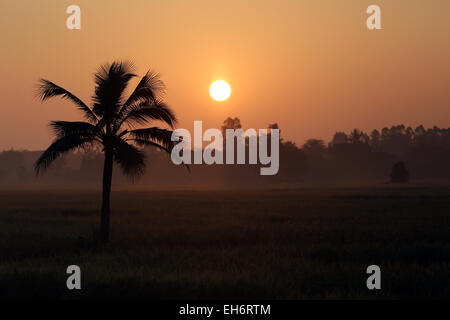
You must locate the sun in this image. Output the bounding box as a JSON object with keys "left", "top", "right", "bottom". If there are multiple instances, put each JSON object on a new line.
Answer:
{"left": 209, "top": 80, "right": 231, "bottom": 102}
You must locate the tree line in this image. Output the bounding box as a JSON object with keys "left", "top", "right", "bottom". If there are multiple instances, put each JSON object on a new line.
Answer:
{"left": 1, "top": 121, "right": 450, "bottom": 185}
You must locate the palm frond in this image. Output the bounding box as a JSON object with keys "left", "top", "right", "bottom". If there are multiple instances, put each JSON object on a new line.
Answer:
{"left": 132, "top": 139, "right": 171, "bottom": 153}
{"left": 119, "top": 101, "right": 177, "bottom": 130}
{"left": 115, "top": 71, "right": 166, "bottom": 125}
{"left": 36, "top": 79, "right": 98, "bottom": 123}
{"left": 124, "top": 70, "right": 165, "bottom": 107}
{"left": 128, "top": 127, "right": 174, "bottom": 150}
{"left": 49, "top": 121, "right": 99, "bottom": 139}
{"left": 112, "top": 136, "right": 146, "bottom": 177}
{"left": 132, "top": 138, "right": 190, "bottom": 173}
{"left": 92, "top": 61, "right": 137, "bottom": 118}
{"left": 35, "top": 135, "right": 95, "bottom": 174}
{"left": 36, "top": 62, "right": 181, "bottom": 178}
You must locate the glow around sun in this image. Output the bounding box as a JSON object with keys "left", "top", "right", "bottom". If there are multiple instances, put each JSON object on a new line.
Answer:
{"left": 209, "top": 80, "right": 231, "bottom": 101}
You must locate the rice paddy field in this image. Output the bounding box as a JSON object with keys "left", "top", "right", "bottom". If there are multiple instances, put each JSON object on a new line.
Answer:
{"left": 0, "top": 184, "right": 449, "bottom": 299}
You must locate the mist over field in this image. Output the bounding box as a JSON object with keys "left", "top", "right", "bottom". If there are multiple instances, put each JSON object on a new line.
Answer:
{"left": 2, "top": 122, "right": 450, "bottom": 187}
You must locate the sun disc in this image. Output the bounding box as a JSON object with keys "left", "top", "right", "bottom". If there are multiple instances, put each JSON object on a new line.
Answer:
{"left": 210, "top": 80, "right": 231, "bottom": 101}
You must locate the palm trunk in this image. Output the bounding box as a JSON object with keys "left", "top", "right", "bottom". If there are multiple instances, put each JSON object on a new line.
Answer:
{"left": 100, "top": 147, "right": 113, "bottom": 243}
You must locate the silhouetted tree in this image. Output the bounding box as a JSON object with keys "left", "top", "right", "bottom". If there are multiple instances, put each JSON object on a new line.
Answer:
{"left": 390, "top": 161, "right": 409, "bottom": 183}
{"left": 34, "top": 61, "right": 178, "bottom": 243}
{"left": 221, "top": 117, "right": 242, "bottom": 135}
{"left": 302, "top": 139, "right": 326, "bottom": 158}
{"left": 370, "top": 129, "right": 380, "bottom": 149}
{"left": 331, "top": 132, "right": 348, "bottom": 145}
{"left": 349, "top": 129, "right": 362, "bottom": 144}
{"left": 349, "top": 129, "right": 369, "bottom": 145}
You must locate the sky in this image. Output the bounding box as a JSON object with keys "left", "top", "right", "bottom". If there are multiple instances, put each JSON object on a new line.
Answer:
{"left": 1, "top": 0, "right": 450, "bottom": 150}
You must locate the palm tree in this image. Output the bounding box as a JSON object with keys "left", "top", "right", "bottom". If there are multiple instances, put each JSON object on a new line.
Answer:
{"left": 35, "top": 61, "right": 178, "bottom": 243}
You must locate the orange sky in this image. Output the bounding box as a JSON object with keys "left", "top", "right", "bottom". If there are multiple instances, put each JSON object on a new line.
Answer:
{"left": 1, "top": 0, "right": 450, "bottom": 150}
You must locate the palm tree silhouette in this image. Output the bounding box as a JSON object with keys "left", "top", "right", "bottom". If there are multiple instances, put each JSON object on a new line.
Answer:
{"left": 35, "top": 61, "right": 178, "bottom": 243}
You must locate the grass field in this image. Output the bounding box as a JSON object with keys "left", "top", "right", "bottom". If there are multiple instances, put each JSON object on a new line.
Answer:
{"left": 1, "top": 184, "right": 450, "bottom": 299}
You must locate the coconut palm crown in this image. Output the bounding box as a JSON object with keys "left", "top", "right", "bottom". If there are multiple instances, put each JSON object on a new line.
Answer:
{"left": 35, "top": 61, "right": 178, "bottom": 242}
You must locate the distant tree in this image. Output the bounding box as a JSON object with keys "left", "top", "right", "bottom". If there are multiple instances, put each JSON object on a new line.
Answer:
{"left": 221, "top": 117, "right": 242, "bottom": 135}
{"left": 331, "top": 132, "right": 348, "bottom": 145}
{"left": 302, "top": 139, "right": 326, "bottom": 158}
{"left": 349, "top": 129, "right": 363, "bottom": 144}
{"left": 390, "top": 161, "right": 409, "bottom": 183}
{"left": 282, "top": 140, "right": 297, "bottom": 149}
{"left": 35, "top": 61, "right": 179, "bottom": 243}
{"left": 266, "top": 123, "right": 280, "bottom": 138}
{"left": 370, "top": 129, "right": 380, "bottom": 149}
{"left": 405, "top": 126, "right": 414, "bottom": 141}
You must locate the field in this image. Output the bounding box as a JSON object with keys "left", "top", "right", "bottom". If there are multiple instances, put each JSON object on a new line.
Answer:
{"left": 0, "top": 184, "right": 450, "bottom": 299}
